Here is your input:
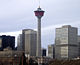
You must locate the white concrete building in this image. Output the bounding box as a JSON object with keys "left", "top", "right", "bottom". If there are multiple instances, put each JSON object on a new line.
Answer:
{"left": 55, "top": 25, "right": 78, "bottom": 60}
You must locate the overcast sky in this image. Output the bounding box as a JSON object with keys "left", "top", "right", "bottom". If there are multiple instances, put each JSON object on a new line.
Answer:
{"left": 0, "top": 0, "right": 80, "bottom": 48}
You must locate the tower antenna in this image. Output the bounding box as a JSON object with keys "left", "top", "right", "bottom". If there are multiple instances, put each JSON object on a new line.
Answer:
{"left": 39, "top": 0, "right": 40, "bottom": 8}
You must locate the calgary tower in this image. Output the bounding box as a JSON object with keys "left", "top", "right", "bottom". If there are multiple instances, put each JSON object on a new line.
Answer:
{"left": 34, "top": 6, "right": 45, "bottom": 57}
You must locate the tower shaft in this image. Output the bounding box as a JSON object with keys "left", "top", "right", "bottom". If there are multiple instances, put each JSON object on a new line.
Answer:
{"left": 34, "top": 7, "right": 44, "bottom": 57}
{"left": 36, "top": 18, "right": 41, "bottom": 56}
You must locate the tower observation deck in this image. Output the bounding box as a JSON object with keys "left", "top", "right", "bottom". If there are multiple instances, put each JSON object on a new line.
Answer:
{"left": 34, "top": 7, "right": 45, "bottom": 57}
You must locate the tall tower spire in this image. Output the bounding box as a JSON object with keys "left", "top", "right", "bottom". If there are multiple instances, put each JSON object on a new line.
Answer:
{"left": 34, "top": 7, "right": 45, "bottom": 57}
{"left": 39, "top": 0, "right": 40, "bottom": 8}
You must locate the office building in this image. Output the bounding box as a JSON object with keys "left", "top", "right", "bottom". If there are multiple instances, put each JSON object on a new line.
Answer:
{"left": 0, "top": 35, "right": 15, "bottom": 50}
{"left": 78, "top": 36, "right": 80, "bottom": 57}
{"left": 22, "top": 29, "right": 37, "bottom": 56}
{"left": 42, "top": 48, "right": 46, "bottom": 56}
{"left": 48, "top": 44, "right": 55, "bottom": 58}
{"left": 55, "top": 25, "right": 78, "bottom": 59}
{"left": 17, "top": 34, "right": 23, "bottom": 51}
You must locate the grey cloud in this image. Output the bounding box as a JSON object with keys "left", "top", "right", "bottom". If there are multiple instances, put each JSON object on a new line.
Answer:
{"left": 0, "top": 0, "right": 80, "bottom": 32}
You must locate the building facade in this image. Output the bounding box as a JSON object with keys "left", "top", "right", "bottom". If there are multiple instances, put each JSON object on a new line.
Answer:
{"left": 0, "top": 35, "right": 15, "bottom": 51}
{"left": 17, "top": 34, "right": 23, "bottom": 51}
{"left": 42, "top": 48, "right": 46, "bottom": 56}
{"left": 22, "top": 29, "right": 37, "bottom": 56}
{"left": 48, "top": 44, "right": 55, "bottom": 58}
{"left": 55, "top": 25, "right": 78, "bottom": 60}
{"left": 78, "top": 36, "right": 80, "bottom": 57}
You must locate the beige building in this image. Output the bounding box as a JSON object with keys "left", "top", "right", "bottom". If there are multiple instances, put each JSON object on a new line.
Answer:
{"left": 0, "top": 47, "right": 23, "bottom": 57}
{"left": 0, "top": 38, "right": 2, "bottom": 48}
{"left": 22, "top": 29, "right": 37, "bottom": 56}
{"left": 0, "top": 48, "right": 23, "bottom": 65}
{"left": 55, "top": 25, "right": 78, "bottom": 60}
{"left": 48, "top": 44, "right": 54, "bottom": 58}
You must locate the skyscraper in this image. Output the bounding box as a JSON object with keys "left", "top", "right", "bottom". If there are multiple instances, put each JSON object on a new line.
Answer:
{"left": 42, "top": 48, "right": 46, "bottom": 56}
{"left": 0, "top": 35, "right": 15, "bottom": 50}
{"left": 77, "top": 36, "right": 80, "bottom": 57}
{"left": 55, "top": 25, "right": 78, "bottom": 59}
{"left": 34, "top": 7, "right": 45, "bottom": 57}
{"left": 17, "top": 34, "right": 23, "bottom": 51}
{"left": 22, "top": 29, "right": 37, "bottom": 56}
